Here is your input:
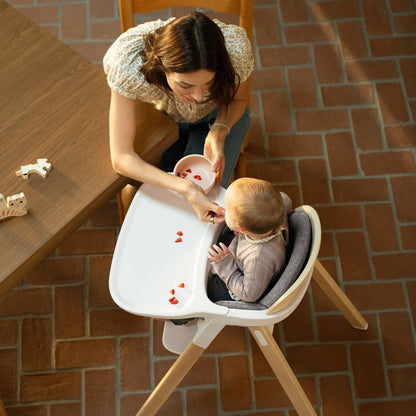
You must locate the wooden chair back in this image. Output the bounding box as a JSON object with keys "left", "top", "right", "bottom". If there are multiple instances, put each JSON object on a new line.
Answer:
{"left": 118, "top": 0, "right": 253, "bottom": 41}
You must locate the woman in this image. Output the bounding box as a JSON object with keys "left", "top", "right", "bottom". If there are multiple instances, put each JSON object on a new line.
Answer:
{"left": 104, "top": 12, "right": 254, "bottom": 223}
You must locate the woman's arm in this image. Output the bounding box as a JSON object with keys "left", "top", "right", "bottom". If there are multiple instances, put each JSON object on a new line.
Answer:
{"left": 204, "top": 80, "right": 248, "bottom": 183}
{"left": 109, "top": 90, "right": 225, "bottom": 222}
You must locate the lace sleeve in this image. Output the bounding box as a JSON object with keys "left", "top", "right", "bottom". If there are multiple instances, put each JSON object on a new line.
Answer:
{"left": 216, "top": 20, "right": 255, "bottom": 83}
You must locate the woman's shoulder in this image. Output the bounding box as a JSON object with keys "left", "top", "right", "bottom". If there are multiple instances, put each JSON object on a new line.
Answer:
{"left": 103, "top": 18, "right": 174, "bottom": 100}
{"left": 213, "top": 19, "right": 254, "bottom": 82}
{"left": 125, "top": 17, "right": 175, "bottom": 37}
{"left": 214, "top": 19, "right": 248, "bottom": 39}
{"left": 104, "top": 17, "right": 174, "bottom": 66}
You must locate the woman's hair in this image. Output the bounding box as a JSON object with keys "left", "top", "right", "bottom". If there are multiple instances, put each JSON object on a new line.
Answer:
{"left": 228, "top": 178, "right": 286, "bottom": 235}
{"left": 140, "top": 12, "right": 239, "bottom": 107}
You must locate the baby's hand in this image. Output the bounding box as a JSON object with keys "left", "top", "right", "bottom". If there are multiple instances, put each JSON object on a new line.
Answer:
{"left": 208, "top": 242, "right": 230, "bottom": 262}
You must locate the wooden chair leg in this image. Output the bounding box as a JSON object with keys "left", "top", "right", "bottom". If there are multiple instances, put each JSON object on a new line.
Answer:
{"left": 0, "top": 397, "right": 7, "bottom": 416}
{"left": 135, "top": 342, "right": 206, "bottom": 416}
{"left": 117, "top": 184, "right": 139, "bottom": 224}
{"left": 233, "top": 133, "right": 248, "bottom": 180}
{"left": 313, "top": 260, "right": 368, "bottom": 330}
{"left": 249, "top": 326, "right": 317, "bottom": 416}
{"left": 234, "top": 151, "right": 246, "bottom": 179}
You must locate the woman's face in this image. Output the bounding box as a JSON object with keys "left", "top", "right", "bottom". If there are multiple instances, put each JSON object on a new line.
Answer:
{"left": 165, "top": 69, "right": 215, "bottom": 104}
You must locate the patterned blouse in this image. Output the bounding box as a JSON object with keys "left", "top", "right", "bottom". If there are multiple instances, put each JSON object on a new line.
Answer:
{"left": 103, "top": 18, "right": 254, "bottom": 123}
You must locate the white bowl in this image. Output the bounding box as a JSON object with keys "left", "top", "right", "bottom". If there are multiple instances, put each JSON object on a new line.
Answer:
{"left": 173, "top": 154, "right": 216, "bottom": 193}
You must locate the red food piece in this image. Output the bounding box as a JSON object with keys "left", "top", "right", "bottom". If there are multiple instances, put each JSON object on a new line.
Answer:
{"left": 177, "top": 231, "right": 183, "bottom": 236}
{"left": 193, "top": 175, "right": 202, "bottom": 180}
{"left": 169, "top": 297, "right": 179, "bottom": 304}
{"left": 175, "top": 237, "right": 182, "bottom": 243}
{"left": 177, "top": 172, "right": 181, "bottom": 176}
{"left": 178, "top": 282, "right": 185, "bottom": 288}
{"left": 186, "top": 168, "right": 192, "bottom": 173}
{"left": 182, "top": 172, "right": 188, "bottom": 177}
{"left": 170, "top": 289, "right": 175, "bottom": 295}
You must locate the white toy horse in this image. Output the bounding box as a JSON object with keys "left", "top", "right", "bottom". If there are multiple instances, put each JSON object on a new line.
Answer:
{"left": 16, "top": 158, "right": 52, "bottom": 179}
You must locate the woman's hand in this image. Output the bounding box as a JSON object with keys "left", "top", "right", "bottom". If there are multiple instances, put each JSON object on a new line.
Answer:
{"left": 204, "top": 128, "right": 226, "bottom": 185}
{"left": 208, "top": 242, "right": 230, "bottom": 262}
{"left": 185, "top": 180, "right": 225, "bottom": 223}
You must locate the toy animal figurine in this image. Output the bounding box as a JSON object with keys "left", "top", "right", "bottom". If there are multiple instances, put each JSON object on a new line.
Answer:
{"left": 0, "top": 192, "right": 28, "bottom": 220}
{"left": 16, "top": 158, "right": 52, "bottom": 179}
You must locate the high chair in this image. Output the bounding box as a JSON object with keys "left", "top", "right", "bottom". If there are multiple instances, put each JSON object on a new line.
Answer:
{"left": 109, "top": 183, "right": 368, "bottom": 416}
{"left": 116, "top": 0, "right": 254, "bottom": 221}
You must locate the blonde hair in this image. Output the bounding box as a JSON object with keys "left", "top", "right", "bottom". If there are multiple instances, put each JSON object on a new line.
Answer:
{"left": 228, "top": 178, "right": 286, "bottom": 235}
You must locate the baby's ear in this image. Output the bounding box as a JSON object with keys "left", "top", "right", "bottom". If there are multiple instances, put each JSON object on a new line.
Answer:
{"left": 237, "top": 222, "right": 247, "bottom": 234}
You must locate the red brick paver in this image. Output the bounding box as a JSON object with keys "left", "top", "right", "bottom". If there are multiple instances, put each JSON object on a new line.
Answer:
{"left": 1, "top": 0, "right": 415, "bottom": 415}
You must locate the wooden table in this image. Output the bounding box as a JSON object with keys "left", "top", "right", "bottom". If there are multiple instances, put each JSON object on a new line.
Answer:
{"left": 0, "top": 0, "right": 178, "bottom": 297}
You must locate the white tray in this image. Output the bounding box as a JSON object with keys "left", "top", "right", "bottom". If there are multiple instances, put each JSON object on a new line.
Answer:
{"left": 109, "top": 183, "right": 228, "bottom": 320}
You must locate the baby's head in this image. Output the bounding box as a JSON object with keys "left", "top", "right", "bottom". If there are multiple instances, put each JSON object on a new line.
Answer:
{"left": 224, "top": 178, "right": 285, "bottom": 235}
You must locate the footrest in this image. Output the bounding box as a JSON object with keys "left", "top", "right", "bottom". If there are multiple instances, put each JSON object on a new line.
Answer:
{"left": 162, "top": 320, "right": 199, "bottom": 354}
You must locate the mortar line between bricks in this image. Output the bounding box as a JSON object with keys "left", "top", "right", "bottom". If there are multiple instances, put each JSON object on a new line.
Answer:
{"left": 402, "top": 280, "right": 416, "bottom": 365}
{"left": 385, "top": 175, "right": 405, "bottom": 252}
{"left": 348, "top": 104, "right": 365, "bottom": 177}
{"left": 357, "top": 0, "right": 371, "bottom": 58}
{"left": 254, "top": 111, "right": 268, "bottom": 157}
{"left": 284, "top": 65, "right": 299, "bottom": 137}
{"left": 337, "top": 23, "right": 349, "bottom": 85}
{"left": 329, "top": 227, "right": 347, "bottom": 289}
{"left": 397, "top": 57, "right": 415, "bottom": 124}
{"left": 253, "top": 91, "right": 269, "bottom": 157}
{"left": 321, "top": 128, "right": 336, "bottom": 204}
{"left": 387, "top": 362, "right": 416, "bottom": 371}
{"left": 359, "top": 203, "right": 378, "bottom": 281}
{"left": 275, "top": 0, "right": 286, "bottom": 46}
{"left": 295, "top": 157, "right": 305, "bottom": 206}
{"left": 312, "top": 46, "right": 324, "bottom": 108}
{"left": 346, "top": 341, "right": 359, "bottom": 416}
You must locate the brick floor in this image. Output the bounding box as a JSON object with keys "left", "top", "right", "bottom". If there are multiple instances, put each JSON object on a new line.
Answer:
{"left": 1, "top": 0, "right": 415, "bottom": 415}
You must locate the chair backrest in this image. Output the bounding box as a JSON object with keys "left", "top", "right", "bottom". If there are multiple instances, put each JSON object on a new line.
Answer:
{"left": 214, "top": 206, "right": 321, "bottom": 315}
{"left": 266, "top": 205, "right": 321, "bottom": 315}
{"left": 118, "top": 0, "right": 253, "bottom": 41}
{"left": 117, "top": 0, "right": 253, "bottom": 104}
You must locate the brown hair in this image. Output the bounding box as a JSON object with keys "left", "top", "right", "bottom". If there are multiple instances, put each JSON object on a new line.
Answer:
{"left": 228, "top": 178, "right": 286, "bottom": 235}
{"left": 140, "top": 12, "right": 239, "bottom": 107}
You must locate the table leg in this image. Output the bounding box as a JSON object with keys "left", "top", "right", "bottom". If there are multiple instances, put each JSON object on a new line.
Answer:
{"left": 249, "top": 326, "right": 317, "bottom": 416}
{"left": 135, "top": 342, "right": 205, "bottom": 416}
{"left": 313, "top": 260, "right": 368, "bottom": 330}
{"left": 0, "top": 397, "right": 7, "bottom": 416}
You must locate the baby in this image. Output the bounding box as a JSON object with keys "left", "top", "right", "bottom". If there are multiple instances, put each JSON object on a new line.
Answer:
{"left": 207, "top": 177, "right": 292, "bottom": 303}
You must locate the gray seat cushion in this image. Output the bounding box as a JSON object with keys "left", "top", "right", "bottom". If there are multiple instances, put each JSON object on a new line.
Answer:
{"left": 215, "top": 209, "right": 312, "bottom": 311}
